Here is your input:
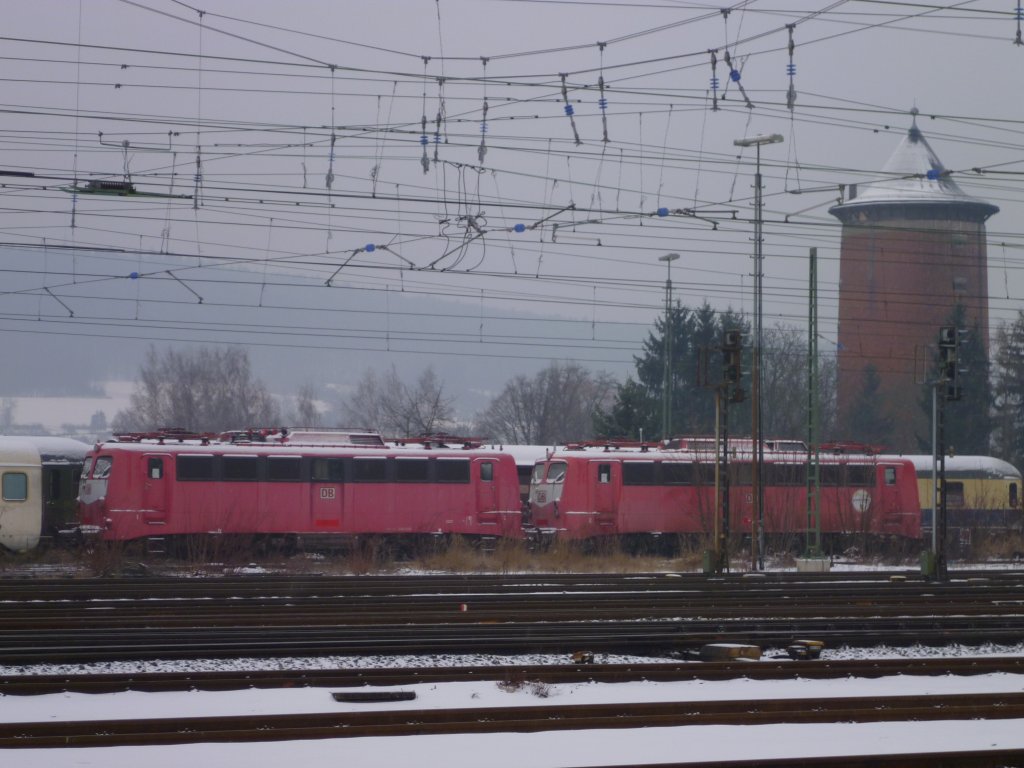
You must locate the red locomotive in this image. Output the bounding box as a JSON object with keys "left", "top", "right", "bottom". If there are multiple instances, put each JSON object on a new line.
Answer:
{"left": 526, "top": 439, "right": 921, "bottom": 549}
{"left": 78, "top": 429, "right": 524, "bottom": 550}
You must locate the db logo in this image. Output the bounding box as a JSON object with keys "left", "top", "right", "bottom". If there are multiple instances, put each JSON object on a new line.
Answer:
{"left": 319, "top": 487, "right": 336, "bottom": 500}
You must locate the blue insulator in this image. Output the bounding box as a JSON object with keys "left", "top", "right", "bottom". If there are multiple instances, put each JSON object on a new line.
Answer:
{"left": 710, "top": 77, "right": 719, "bottom": 90}
{"left": 657, "top": 207, "right": 669, "bottom": 217}
{"left": 730, "top": 69, "right": 740, "bottom": 82}
{"left": 420, "top": 134, "right": 428, "bottom": 146}
{"left": 598, "top": 98, "right": 607, "bottom": 110}
{"left": 480, "top": 122, "right": 488, "bottom": 134}
{"left": 926, "top": 169, "right": 941, "bottom": 180}
{"left": 433, "top": 135, "right": 441, "bottom": 144}
{"left": 129, "top": 271, "right": 139, "bottom": 280}
{"left": 786, "top": 63, "right": 796, "bottom": 76}
{"left": 193, "top": 173, "right": 202, "bottom": 183}
{"left": 365, "top": 243, "right": 376, "bottom": 252}
{"left": 1017, "top": 5, "right": 1024, "bottom": 20}
{"left": 564, "top": 104, "right": 574, "bottom": 116}
{"left": 513, "top": 223, "right": 526, "bottom": 233}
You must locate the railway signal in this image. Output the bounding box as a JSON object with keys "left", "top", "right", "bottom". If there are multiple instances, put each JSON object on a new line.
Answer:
{"left": 938, "top": 325, "right": 961, "bottom": 401}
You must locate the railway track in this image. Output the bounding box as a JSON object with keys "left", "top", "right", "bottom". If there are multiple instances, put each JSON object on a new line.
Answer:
{"left": 1, "top": 571, "right": 1022, "bottom": 663}
{"left": 4, "top": 656, "right": 1024, "bottom": 695}
{"left": 4, "top": 691, "right": 1024, "bottom": 748}
{"left": 2, "top": 571, "right": 1023, "bottom": 766}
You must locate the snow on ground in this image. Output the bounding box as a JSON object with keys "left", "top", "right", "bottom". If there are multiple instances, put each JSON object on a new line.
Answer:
{"left": 2, "top": 668, "right": 1024, "bottom": 767}
{"left": 3, "top": 643, "right": 1024, "bottom": 676}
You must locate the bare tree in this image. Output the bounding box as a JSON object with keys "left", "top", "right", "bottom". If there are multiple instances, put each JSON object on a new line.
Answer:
{"left": 0, "top": 398, "right": 16, "bottom": 432}
{"left": 292, "top": 381, "right": 324, "bottom": 427}
{"left": 761, "top": 326, "right": 838, "bottom": 442}
{"left": 475, "top": 363, "right": 617, "bottom": 444}
{"left": 112, "top": 346, "right": 281, "bottom": 433}
{"left": 338, "top": 365, "right": 455, "bottom": 436}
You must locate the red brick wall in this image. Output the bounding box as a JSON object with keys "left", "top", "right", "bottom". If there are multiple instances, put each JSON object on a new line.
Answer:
{"left": 836, "top": 211, "right": 989, "bottom": 449}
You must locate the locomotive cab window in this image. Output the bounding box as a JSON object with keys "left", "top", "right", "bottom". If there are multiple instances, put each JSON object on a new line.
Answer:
{"left": 2, "top": 472, "right": 27, "bottom": 501}
{"left": 267, "top": 456, "right": 302, "bottom": 481}
{"left": 147, "top": 458, "right": 164, "bottom": 480}
{"left": 92, "top": 456, "right": 113, "bottom": 479}
{"left": 436, "top": 459, "right": 470, "bottom": 484}
{"left": 1010, "top": 482, "right": 1019, "bottom": 508}
{"left": 479, "top": 462, "right": 494, "bottom": 482}
{"left": 546, "top": 462, "right": 567, "bottom": 483}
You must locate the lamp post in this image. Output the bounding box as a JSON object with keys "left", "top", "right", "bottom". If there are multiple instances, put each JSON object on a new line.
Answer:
{"left": 733, "top": 133, "right": 782, "bottom": 571}
{"left": 659, "top": 252, "right": 680, "bottom": 441}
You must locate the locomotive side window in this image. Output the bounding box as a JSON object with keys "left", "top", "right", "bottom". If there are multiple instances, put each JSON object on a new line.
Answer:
{"left": 694, "top": 462, "right": 715, "bottom": 486}
{"left": 480, "top": 462, "right": 494, "bottom": 482}
{"left": 820, "top": 465, "right": 842, "bottom": 486}
{"left": 622, "top": 462, "right": 655, "bottom": 486}
{"left": 436, "top": 459, "right": 470, "bottom": 484}
{"left": 177, "top": 455, "right": 214, "bottom": 481}
{"left": 597, "top": 463, "right": 611, "bottom": 484}
{"left": 1010, "top": 483, "right": 1019, "bottom": 508}
{"left": 311, "top": 458, "right": 345, "bottom": 483}
{"left": 661, "top": 462, "right": 695, "bottom": 485}
{"left": 884, "top": 466, "right": 897, "bottom": 485}
{"left": 766, "top": 464, "right": 806, "bottom": 486}
{"left": 353, "top": 458, "right": 387, "bottom": 482}
{"left": 92, "top": 456, "right": 113, "bottom": 479}
{"left": 267, "top": 456, "right": 302, "bottom": 481}
{"left": 2, "top": 472, "right": 27, "bottom": 501}
{"left": 147, "top": 458, "right": 164, "bottom": 480}
{"left": 396, "top": 458, "right": 429, "bottom": 482}
{"left": 846, "top": 465, "right": 875, "bottom": 487}
{"left": 729, "top": 462, "right": 752, "bottom": 486}
{"left": 223, "top": 456, "right": 258, "bottom": 481}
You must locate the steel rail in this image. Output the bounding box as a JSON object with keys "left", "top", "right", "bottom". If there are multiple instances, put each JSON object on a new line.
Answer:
{"left": 4, "top": 692, "right": 1024, "bottom": 748}
{"left": 4, "top": 656, "right": 1024, "bottom": 695}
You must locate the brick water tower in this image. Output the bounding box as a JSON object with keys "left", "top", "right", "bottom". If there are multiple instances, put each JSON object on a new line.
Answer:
{"left": 828, "top": 110, "right": 998, "bottom": 450}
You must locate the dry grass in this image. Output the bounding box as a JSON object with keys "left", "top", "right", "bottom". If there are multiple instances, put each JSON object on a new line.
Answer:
{"left": 970, "top": 530, "right": 1024, "bottom": 561}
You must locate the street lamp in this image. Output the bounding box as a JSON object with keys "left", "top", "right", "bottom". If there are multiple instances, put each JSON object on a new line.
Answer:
{"left": 659, "top": 252, "right": 680, "bottom": 441}
{"left": 732, "top": 133, "right": 782, "bottom": 570}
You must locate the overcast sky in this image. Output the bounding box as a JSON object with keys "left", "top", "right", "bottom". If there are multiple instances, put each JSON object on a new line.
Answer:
{"left": 2, "top": 0, "right": 1022, "bottom": 417}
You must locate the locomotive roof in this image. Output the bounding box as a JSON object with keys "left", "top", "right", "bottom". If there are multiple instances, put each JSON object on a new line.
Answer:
{"left": 91, "top": 439, "right": 517, "bottom": 459}
{"left": 543, "top": 444, "right": 898, "bottom": 462}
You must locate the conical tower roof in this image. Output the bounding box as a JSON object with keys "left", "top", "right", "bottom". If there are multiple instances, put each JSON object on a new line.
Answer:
{"left": 830, "top": 110, "right": 998, "bottom": 222}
